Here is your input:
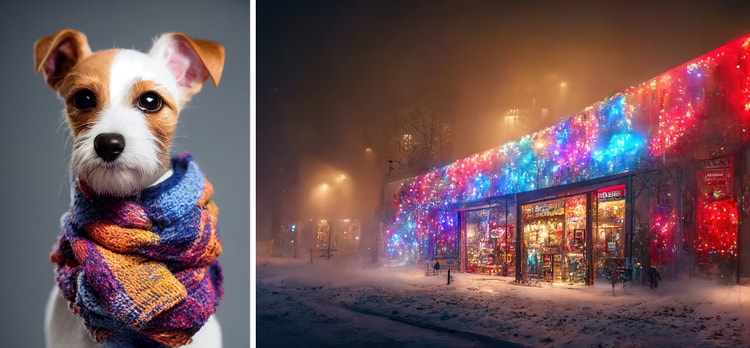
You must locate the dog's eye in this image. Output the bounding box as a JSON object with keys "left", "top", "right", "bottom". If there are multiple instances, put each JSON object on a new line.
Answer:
{"left": 137, "top": 92, "right": 163, "bottom": 113}
{"left": 73, "top": 89, "right": 97, "bottom": 110}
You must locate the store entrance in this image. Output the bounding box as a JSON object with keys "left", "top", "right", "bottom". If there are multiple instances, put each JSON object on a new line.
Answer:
{"left": 521, "top": 199, "right": 564, "bottom": 281}
{"left": 594, "top": 185, "right": 627, "bottom": 281}
{"left": 521, "top": 194, "right": 587, "bottom": 284}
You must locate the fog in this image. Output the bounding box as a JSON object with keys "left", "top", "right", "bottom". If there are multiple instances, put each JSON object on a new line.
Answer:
{"left": 256, "top": 1, "right": 750, "bottom": 247}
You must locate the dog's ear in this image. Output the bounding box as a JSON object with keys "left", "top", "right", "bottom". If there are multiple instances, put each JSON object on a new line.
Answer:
{"left": 34, "top": 29, "right": 92, "bottom": 91}
{"left": 150, "top": 33, "right": 225, "bottom": 107}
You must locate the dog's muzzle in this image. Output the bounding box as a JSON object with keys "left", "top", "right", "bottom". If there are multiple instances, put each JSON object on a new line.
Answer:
{"left": 94, "top": 133, "right": 126, "bottom": 162}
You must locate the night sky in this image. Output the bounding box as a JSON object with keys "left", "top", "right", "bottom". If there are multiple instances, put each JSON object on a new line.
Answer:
{"left": 256, "top": 1, "right": 750, "bottom": 237}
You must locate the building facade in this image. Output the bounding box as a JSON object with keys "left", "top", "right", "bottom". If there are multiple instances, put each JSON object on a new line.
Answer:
{"left": 385, "top": 34, "right": 750, "bottom": 285}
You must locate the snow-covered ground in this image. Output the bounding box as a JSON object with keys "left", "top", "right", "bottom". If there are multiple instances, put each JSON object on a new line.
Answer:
{"left": 256, "top": 254, "right": 750, "bottom": 347}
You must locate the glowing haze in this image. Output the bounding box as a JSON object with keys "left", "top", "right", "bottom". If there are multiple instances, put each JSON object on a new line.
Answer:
{"left": 257, "top": 1, "right": 750, "bottom": 248}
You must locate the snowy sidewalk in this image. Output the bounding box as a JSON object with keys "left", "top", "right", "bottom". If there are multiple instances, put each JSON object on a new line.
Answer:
{"left": 256, "top": 256, "right": 750, "bottom": 347}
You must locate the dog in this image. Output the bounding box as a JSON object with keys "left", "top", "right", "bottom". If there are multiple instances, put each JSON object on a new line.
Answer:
{"left": 35, "top": 29, "right": 225, "bottom": 348}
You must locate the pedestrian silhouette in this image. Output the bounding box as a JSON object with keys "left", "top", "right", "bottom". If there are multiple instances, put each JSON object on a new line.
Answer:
{"left": 433, "top": 261, "right": 440, "bottom": 275}
{"left": 647, "top": 266, "right": 661, "bottom": 289}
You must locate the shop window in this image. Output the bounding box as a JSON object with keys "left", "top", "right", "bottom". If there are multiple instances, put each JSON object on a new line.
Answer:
{"left": 594, "top": 185, "right": 626, "bottom": 280}
{"left": 521, "top": 194, "right": 588, "bottom": 284}
{"left": 466, "top": 208, "right": 491, "bottom": 273}
{"left": 565, "top": 195, "right": 587, "bottom": 284}
{"left": 463, "top": 201, "right": 515, "bottom": 276}
{"left": 521, "top": 198, "right": 565, "bottom": 281}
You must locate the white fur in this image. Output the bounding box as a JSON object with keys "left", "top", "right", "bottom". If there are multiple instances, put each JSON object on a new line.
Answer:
{"left": 111, "top": 50, "right": 180, "bottom": 106}
{"left": 71, "top": 50, "right": 177, "bottom": 197}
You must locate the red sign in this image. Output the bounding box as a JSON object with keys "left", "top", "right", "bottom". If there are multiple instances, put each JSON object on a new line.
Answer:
{"left": 697, "top": 156, "right": 734, "bottom": 201}
{"left": 598, "top": 184, "right": 625, "bottom": 202}
{"left": 703, "top": 169, "right": 726, "bottom": 186}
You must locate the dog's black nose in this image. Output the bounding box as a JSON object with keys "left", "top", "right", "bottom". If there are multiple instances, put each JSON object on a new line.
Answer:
{"left": 94, "top": 133, "right": 126, "bottom": 162}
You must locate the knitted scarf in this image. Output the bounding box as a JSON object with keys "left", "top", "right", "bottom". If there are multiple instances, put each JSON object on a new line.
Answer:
{"left": 50, "top": 153, "right": 223, "bottom": 348}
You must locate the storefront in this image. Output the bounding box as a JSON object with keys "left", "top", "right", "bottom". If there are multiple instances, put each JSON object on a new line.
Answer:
{"left": 521, "top": 194, "right": 586, "bottom": 284}
{"left": 454, "top": 179, "right": 631, "bottom": 285}
{"left": 386, "top": 33, "right": 750, "bottom": 285}
{"left": 514, "top": 181, "right": 628, "bottom": 285}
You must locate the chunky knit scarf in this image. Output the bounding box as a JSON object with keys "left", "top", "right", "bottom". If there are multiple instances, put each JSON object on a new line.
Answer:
{"left": 50, "top": 153, "right": 223, "bottom": 347}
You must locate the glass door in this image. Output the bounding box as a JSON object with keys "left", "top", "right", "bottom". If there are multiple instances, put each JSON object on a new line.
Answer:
{"left": 594, "top": 185, "right": 626, "bottom": 281}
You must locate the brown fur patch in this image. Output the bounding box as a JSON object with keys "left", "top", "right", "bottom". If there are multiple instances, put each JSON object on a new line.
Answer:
{"left": 129, "top": 80, "right": 179, "bottom": 168}
{"left": 57, "top": 50, "right": 118, "bottom": 138}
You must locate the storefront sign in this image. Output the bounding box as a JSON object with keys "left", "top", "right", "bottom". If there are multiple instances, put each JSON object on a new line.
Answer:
{"left": 530, "top": 200, "right": 564, "bottom": 217}
{"left": 597, "top": 185, "right": 625, "bottom": 202}
{"left": 701, "top": 156, "right": 731, "bottom": 170}
{"left": 534, "top": 204, "right": 551, "bottom": 214}
{"left": 697, "top": 156, "right": 734, "bottom": 201}
{"left": 703, "top": 169, "right": 726, "bottom": 186}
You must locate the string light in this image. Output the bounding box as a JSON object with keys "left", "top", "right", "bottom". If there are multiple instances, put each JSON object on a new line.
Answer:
{"left": 387, "top": 34, "right": 750, "bottom": 264}
{"left": 696, "top": 197, "right": 738, "bottom": 262}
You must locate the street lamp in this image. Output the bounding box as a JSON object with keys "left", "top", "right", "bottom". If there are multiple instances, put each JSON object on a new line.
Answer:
{"left": 380, "top": 160, "right": 394, "bottom": 263}
{"left": 557, "top": 80, "right": 568, "bottom": 115}
{"left": 306, "top": 170, "right": 350, "bottom": 259}
{"left": 334, "top": 174, "right": 347, "bottom": 183}
{"left": 383, "top": 160, "right": 394, "bottom": 222}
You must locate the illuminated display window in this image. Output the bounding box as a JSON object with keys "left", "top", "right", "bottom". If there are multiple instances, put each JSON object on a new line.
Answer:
{"left": 520, "top": 194, "right": 587, "bottom": 284}
{"left": 594, "top": 185, "right": 626, "bottom": 281}
{"left": 462, "top": 201, "right": 516, "bottom": 276}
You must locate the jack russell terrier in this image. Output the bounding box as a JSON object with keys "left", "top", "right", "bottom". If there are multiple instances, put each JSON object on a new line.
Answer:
{"left": 35, "top": 29, "right": 225, "bottom": 348}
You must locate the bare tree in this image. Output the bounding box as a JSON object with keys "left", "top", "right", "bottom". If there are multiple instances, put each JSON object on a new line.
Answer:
{"left": 386, "top": 107, "right": 451, "bottom": 174}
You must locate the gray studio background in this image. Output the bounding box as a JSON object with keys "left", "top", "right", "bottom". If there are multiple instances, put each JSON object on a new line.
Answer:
{"left": 0, "top": 1, "right": 250, "bottom": 347}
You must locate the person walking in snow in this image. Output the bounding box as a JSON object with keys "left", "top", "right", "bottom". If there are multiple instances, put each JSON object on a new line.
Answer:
{"left": 647, "top": 266, "right": 661, "bottom": 289}
{"left": 433, "top": 260, "right": 440, "bottom": 275}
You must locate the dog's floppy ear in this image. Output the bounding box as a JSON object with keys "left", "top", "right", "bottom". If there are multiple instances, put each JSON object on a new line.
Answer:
{"left": 34, "top": 29, "right": 92, "bottom": 91}
{"left": 150, "top": 33, "right": 225, "bottom": 107}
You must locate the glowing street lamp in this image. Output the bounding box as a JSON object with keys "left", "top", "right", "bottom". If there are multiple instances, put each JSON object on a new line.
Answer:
{"left": 334, "top": 174, "right": 347, "bottom": 183}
